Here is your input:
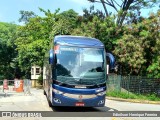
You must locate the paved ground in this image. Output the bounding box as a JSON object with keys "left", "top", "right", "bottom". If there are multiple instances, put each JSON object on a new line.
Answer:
{"left": 0, "top": 88, "right": 160, "bottom": 120}
{"left": 0, "top": 89, "right": 51, "bottom": 111}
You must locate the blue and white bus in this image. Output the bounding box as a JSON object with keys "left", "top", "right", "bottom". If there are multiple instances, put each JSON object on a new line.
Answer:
{"left": 43, "top": 35, "right": 114, "bottom": 107}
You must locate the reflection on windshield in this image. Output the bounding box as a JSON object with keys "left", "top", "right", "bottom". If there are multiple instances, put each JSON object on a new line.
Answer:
{"left": 56, "top": 46, "right": 105, "bottom": 85}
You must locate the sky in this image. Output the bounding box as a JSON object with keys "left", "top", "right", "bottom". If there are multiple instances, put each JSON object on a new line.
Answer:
{"left": 0, "top": 0, "right": 159, "bottom": 24}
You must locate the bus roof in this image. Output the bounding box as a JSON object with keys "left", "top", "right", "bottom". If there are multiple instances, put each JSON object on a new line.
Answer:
{"left": 54, "top": 35, "right": 104, "bottom": 47}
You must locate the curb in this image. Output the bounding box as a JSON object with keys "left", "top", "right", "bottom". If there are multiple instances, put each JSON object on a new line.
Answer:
{"left": 106, "top": 97, "right": 160, "bottom": 105}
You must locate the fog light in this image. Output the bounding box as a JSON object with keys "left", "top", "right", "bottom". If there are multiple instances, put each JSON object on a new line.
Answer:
{"left": 98, "top": 100, "right": 104, "bottom": 105}
{"left": 53, "top": 98, "right": 61, "bottom": 104}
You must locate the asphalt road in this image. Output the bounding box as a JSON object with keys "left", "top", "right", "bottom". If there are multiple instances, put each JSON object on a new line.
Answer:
{"left": 0, "top": 88, "right": 160, "bottom": 120}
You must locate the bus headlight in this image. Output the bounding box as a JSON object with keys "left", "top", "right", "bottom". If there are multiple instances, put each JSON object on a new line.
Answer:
{"left": 53, "top": 89, "right": 64, "bottom": 95}
{"left": 97, "top": 91, "right": 106, "bottom": 96}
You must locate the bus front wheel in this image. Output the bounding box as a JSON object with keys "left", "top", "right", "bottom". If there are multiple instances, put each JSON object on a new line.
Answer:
{"left": 43, "top": 90, "right": 46, "bottom": 95}
{"left": 48, "top": 100, "right": 52, "bottom": 107}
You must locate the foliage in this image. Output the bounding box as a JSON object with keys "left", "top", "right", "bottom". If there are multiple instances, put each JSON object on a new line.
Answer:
{"left": 52, "top": 9, "right": 78, "bottom": 36}
{"left": 37, "top": 74, "right": 43, "bottom": 85}
{"left": 107, "top": 91, "right": 160, "bottom": 101}
{"left": 19, "top": 10, "right": 37, "bottom": 24}
{"left": 15, "top": 8, "right": 78, "bottom": 78}
{"left": 0, "top": 6, "right": 159, "bottom": 79}
{"left": 72, "top": 15, "right": 121, "bottom": 51}
{"left": 16, "top": 11, "right": 53, "bottom": 78}
{"left": 113, "top": 11, "right": 160, "bottom": 77}
{"left": 88, "top": 0, "right": 160, "bottom": 26}
{"left": 82, "top": 5, "right": 105, "bottom": 22}
{"left": 113, "top": 34, "right": 146, "bottom": 74}
{"left": 146, "top": 11, "right": 160, "bottom": 78}
{"left": 0, "top": 22, "right": 18, "bottom": 79}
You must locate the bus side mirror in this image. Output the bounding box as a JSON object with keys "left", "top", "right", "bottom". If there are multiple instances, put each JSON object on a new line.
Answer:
{"left": 106, "top": 53, "right": 115, "bottom": 70}
{"left": 49, "top": 49, "right": 54, "bottom": 64}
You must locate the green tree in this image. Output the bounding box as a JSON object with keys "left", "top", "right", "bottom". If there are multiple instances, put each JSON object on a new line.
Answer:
{"left": 113, "top": 10, "right": 160, "bottom": 77}
{"left": 0, "top": 22, "right": 18, "bottom": 79}
{"left": 16, "top": 14, "right": 52, "bottom": 78}
{"left": 52, "top": 9, "right": 78, "bottom": 36}
{"left": 82, "top": 5, "right": 106, "bottom": 22}
{"left": 145, "top": 11, "right": 160, "bottom": 78}
{"left": 88, "top": 0, "right": 160, "bottom": 26}
{"left": 15, "top": 8, "right": 78, "bottom": 78}
{"left": 19, "top": 10, "right": 37, "bottom": 24}
{"left": 14, "top": 7, "right": 159, "bottom": 78}
{"left": 72, "top": 15, "right": 122, "bottom": 52}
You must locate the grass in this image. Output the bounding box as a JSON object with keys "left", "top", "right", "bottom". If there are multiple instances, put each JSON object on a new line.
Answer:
{"left": 107, "top": 91, "right": 160, "bottom": 101}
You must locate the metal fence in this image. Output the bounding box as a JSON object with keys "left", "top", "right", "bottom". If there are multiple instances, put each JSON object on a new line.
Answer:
{"left": 107, "top": 75, "right": 160, "bottom": 96}
{"left": 0, "top": 79, "right": 31, "bottom": 97}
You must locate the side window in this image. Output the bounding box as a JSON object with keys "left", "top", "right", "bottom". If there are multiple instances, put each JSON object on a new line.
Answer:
{"left": 36, "top": 68, "right": 41, "bottom": 75}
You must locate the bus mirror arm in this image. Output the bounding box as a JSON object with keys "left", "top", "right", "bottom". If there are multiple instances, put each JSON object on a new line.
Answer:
{"left": 49, "top": 49, "right": 54, "bottom": 64}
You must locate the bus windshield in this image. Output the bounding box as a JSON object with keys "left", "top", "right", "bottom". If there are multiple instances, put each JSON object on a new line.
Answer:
{"left": 56, "top": 46, "right": 105, "bottom": 86}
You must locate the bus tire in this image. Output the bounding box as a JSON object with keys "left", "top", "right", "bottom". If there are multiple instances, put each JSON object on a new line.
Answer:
{"left": 43, "top": 90, "right": 46, "bottom": 95}
{"left": 48, "top": 100, "right": 53, "bottom": 107}
{"left": 47, "top": 96, "right": 53, "bottom": 107}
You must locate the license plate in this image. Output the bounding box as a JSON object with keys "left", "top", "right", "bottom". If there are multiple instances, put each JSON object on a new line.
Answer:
{"left": 75, "top": 102, "right": 85, "bottom": 106}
